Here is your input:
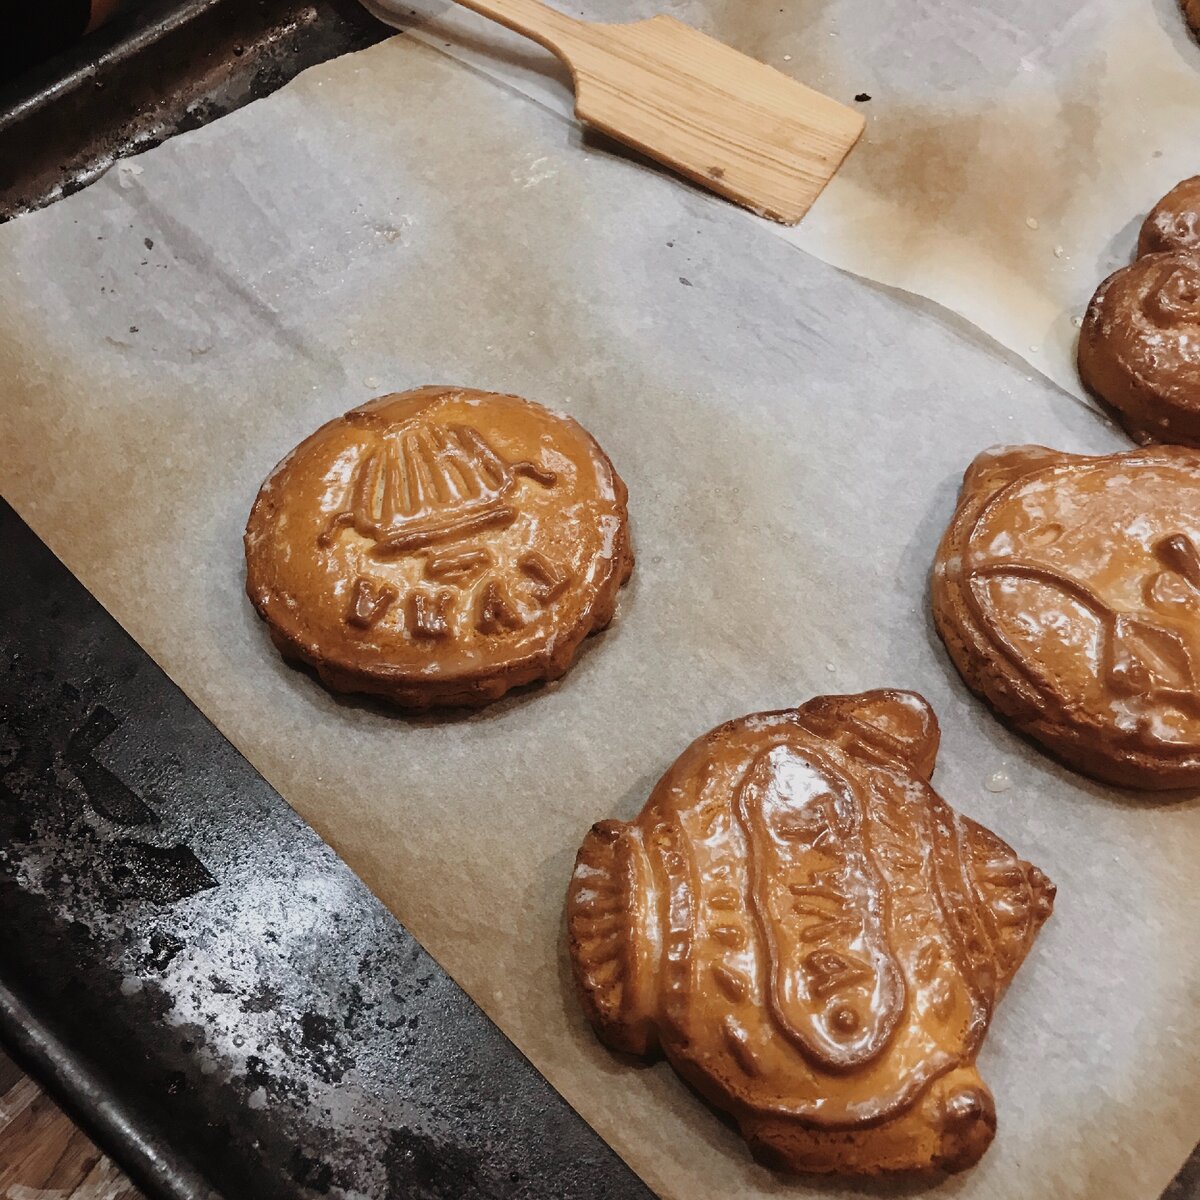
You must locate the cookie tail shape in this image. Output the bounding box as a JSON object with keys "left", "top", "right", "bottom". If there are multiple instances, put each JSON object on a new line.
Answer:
{"left": 567, "top": 820, "right": 658, "bottom": 1056}
{"left": 928, "top": 1070, "right": 998, "bottom": 1174}
{"left": 740, "top": 1067, "right": 997, "bottom": 1176}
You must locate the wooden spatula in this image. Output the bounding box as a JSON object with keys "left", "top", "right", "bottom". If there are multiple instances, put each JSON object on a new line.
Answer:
{"left": 451, "top": 0, "right": 865, "bottom": 223}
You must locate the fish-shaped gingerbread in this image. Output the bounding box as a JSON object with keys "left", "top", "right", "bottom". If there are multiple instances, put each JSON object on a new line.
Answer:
{"left": 567, "top": 690, "right": 1054, "bottom": 1175}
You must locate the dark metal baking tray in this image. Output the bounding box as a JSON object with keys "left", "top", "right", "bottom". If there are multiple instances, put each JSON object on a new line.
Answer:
{"left": 0, "top": 0, "right": 389, "bottom": 220}
{"left": 0, "top": 2, "right": 652, "bottom": 1193}
{"left": 0, "top": 496, "right": 654, "bottom": 1199}
{"left": 0, "top": 1, "right": 1196, "bottom": 1195}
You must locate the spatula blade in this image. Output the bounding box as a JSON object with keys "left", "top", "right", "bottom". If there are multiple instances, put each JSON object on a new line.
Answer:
{"left": 569, "top": 16, "right": 864, "bottom": 224}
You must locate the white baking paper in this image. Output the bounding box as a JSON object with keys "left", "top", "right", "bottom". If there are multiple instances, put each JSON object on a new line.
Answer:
{"left": 373, "top": 0, "right": 1200, "bottom": 396}
{"left": 0, "top": 28, "right": 1197, "bottom": 1200}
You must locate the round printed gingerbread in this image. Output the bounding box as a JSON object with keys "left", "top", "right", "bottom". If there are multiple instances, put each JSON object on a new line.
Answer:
{"left": 245, "top": 386, "right": 633, "bottom": 708}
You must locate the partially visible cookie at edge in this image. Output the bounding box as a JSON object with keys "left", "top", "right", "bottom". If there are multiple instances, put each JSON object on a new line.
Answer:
{"left": 1138, "top": 177, "right": 1200, "bottom": 258}
{"left": 1183, "top": 0, "right": 1200, "bottom": 36}
{"left": 568, "top": 689, "right": 1054, "bottom": 1176}
{"left": 933, "top": 443, "right": 1200, "bottom": 788}
{"left": 1077, "top": 249, "right": 1200, "bottom": 445}
{"left": 245, "top": 385, "right": 633, "bottom": 709}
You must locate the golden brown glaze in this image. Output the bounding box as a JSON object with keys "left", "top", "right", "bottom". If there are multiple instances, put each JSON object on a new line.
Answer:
{"left": 567, "top": 691, "right": 1054, "bottom": 1176}
{"left": 1184, "top": 0, "right": 1200, "bottom": 35}
{"left": 1077, "top": 249, "right": 1200, "bottom": 445}
{"left": 1138, "top": 177, "right": 1200, "bottom": 258}
{"left": 933, "top": 444, "right": 1200, "bottom": 788}
{"left": 245, "top": 386, "right": 633, "bottom": 708}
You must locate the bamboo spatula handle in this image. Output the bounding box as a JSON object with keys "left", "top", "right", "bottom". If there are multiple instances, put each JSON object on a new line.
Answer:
{"left": 448, "top": 0, "right": 864, "bottom": 224}
{"left": 450, "top": 0, "right": 586, "bottom": 58}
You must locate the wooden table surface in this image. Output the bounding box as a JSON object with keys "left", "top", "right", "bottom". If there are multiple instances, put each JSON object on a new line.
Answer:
{"left": 2, "top": 1039, "right": 1197, "bottom": 1198}
{"left": 0, "top": 1049, "right": 141, "bottom": 1200}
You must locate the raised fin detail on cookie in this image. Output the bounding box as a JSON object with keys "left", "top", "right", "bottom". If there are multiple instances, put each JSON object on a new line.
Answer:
{"left": 796, "top": 690, "right": 940, "bottom": 779}
{"left": 567, "top": 820, "right": 656, "bottom": 1056}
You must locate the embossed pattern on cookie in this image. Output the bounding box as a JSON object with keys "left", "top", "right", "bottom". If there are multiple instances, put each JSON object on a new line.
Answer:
{"left": 1078, "top": 249, "right": 1200, "bottom": 445}
{"left": 245, "top": 386, "right": 633, "bottom": 708}
{"left": 1138, "top": 177, "right": 1200, "bottom": 258}
{"left": 567, "top": 690, "right": 1054, "bottom": 1176}
{"left": 933, "top": 444, "right": 1200, "bottom": 787}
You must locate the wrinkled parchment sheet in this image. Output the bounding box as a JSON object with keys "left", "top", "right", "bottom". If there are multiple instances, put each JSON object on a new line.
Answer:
{"left": 372, "top": 0, "right": 1200, "bottom": 397}
{"left": 2, "top": 30, "right": 1199, "bottom": 1200}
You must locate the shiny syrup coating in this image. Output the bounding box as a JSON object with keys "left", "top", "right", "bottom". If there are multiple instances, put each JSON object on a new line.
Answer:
{"left": 1078, "top": 249, "right": 1200, "bottom": 445}
{"left": 934, "top": 444, "right": 1200, "bottom": 788}
{"left": 1138, "top": 177, "right": 1200, "bottom": 258}
{"left": 568, "top": 690, "right": 1054, "bottom": 1176}
{"left": 245, "top": 386, "right": 632, "bottom": 708}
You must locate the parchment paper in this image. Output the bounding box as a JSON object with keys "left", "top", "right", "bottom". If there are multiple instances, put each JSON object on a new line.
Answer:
{"left": 1, "top": 28, "right": 1198, "bottom": 1200}
{"left": 374, "top": 0, "right": 1200, "bottom": 396}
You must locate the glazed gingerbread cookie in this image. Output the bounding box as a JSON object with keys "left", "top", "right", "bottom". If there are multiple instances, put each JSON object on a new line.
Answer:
{"left": 1078, "top": 248, "right": 1200, "bottom": 445}
{"left": 568, "top": 690, "right": 1054, "bottom": 1176}
{"left": 1079, "top": 175, "right": 1200, "bottom": 445}
{"left": 245, "top": 386, "right": 632, "bottom": 708}
{"left": 1137, "top": 177, "right": 1200, "bottom": 257}
{"left": 934, "top": 444, "right": 1200, "bottom": 788}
